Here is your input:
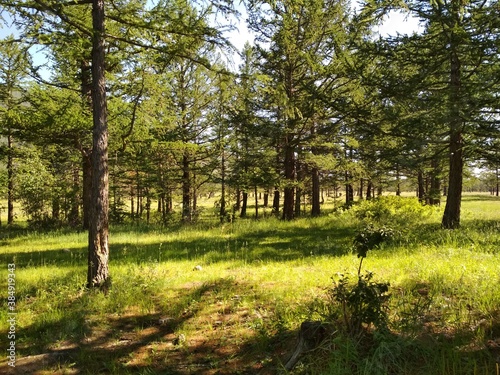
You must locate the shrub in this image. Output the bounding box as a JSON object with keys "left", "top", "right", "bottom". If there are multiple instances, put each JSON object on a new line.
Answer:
{"left": 352, "top": 196, "right": 435, "bottom": 226}
{"left": 320, "top": 225, "right": 392, "bottom": 337}
{"left": 330, "top": 271, "right": 390, "bottom": 337}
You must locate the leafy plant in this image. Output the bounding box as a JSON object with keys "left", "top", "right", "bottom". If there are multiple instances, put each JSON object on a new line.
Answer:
{"left": 331, "top": 271, "right": 390, "bottom": 336}
{"left": 325, "top": 225, "right": 392, "bottom": 337}
{"left": 352, "top": 196, "right": 435, "bottom": 226}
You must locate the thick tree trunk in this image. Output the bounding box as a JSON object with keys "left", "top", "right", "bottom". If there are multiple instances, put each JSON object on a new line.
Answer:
{"left": 87, "top": 0, "right": 109, "bottom": 290}
{"left": 442, "top": 130, "right": 463, "bottom": 228}
{"left": 442, "top": 43, "right": 463, "bottom": 229}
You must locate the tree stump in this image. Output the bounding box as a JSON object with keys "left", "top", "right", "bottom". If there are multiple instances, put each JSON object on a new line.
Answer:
{"left": 284, "top": 321, "right": 331, "bottom": 371}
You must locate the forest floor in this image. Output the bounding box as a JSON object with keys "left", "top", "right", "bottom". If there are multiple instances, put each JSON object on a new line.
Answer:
{"left": 1, "top": 193, "right": 500, "bottom": 374}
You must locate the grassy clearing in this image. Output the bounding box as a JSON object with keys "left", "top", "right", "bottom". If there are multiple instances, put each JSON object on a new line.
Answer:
{"left": 1, "top": 194, "right": 500, "bottom": 374}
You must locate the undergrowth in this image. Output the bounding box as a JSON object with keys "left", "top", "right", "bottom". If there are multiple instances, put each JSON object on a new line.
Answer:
{"left": 1, "top": 195, "right": 500, "bottom": 374}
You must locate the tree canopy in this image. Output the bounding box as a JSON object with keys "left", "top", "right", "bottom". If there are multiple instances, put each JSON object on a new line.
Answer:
{"left": 1, "top": 0, "right": 499, "bottom": 232}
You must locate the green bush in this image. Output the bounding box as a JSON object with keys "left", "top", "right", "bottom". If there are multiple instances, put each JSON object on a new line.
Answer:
{"left": 351, "top": 196, "right": 435, "bottom": 226}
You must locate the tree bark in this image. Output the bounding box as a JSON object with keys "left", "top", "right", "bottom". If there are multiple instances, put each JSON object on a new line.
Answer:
{"left": 345, "top": 171, "right": 354, "bottom": 206}
{"left": 417, "top": 170, "right": 425, "bottom": 203}
{"left": 442, "top": 36, "right": 463, "bottom": 229}
{"left": 7, "top": 133, "right": 14, "bottom": 225}
{"left": 220, "top": 148, "right": 226, "bottom": 223}
{"left": 282, "top": 142, "right": 295, "bottom": 220}
{"left": 240, "top": 191, "right": 248, "bottom": 218}
{"left": 311, "top": 167, "right": 320, "bottom": 217}
{"left": 366, "top": 180, "right": 373, "bottom": 200}
{"left": 182, "top": 151, "right": 191, "bottom": 222}
{"left": 87, "top": 0, "right": 109, "bottom": 290}
{"left": 254, "top": 186, "right": 259, "bottom": 218}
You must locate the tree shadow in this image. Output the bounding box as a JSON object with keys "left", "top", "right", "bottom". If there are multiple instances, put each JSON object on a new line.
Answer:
{"left": 1, "top": 276, "right": 297, "bottom": 374}
{"left": 462, "top": 194, "right": 500, "bottom": 202}
{"left": 1, "top": 220, "right": 355, "bottom": 268}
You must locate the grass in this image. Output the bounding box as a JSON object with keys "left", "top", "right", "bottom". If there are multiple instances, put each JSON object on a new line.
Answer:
{"left": 0, "top": 193, "right": 500, "bottom": 374}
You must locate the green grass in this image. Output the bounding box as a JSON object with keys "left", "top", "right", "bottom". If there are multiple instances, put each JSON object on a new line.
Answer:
{"left": 1, "top": 194, "right": 500, "bottom": 374}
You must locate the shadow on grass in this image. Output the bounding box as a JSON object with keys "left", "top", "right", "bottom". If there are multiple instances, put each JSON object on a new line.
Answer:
{"left": 1, "top": 277, "right": 295, "bottom": 375}
{"left": 0, "top": 220, "right": 355, "bottom": 268}
{"left": 462, "top": 194, "right": 500, "bottom": 202}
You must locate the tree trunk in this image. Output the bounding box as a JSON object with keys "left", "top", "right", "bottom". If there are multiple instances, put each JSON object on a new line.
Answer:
{"left": 52, "top": 197, "right": 60, "bottom": 222}
{"left": 282, "top": 143, "right": 295, "bottom": 220}
{"left": 345, "top": 171, "right": 354, "bottom": 206}
{"left": 311, "top": 167, "right": 320, "bottom": 217}
{"left": 192, "top": 172, "right": 197, "bottom": 215}
{"left": 417, "top": 170, "right": 425, "bottom": 203}
{"left": 130, "top": 186, "right": 135, "bottom": 220}
{"left": 235, "top": 188, "right": 241, "bottom": 211}
{"left": 294, "top": 186, "right": 301, "bottom": 217}
{"left": 442, "top": 39, "right": 463, "bottom": 229}
{"left": 496, "top": 167, "right": 499, "bottom": 196}
{"left": 396, "top": 165, "right": 401, "bottom": 196}
{"left": 87, "top": 0, "right": 109, "bottom": 290}
{"left": 240, "top": 191, "right": 248, "bottom": 218}
{"left": 366, "top": 180, "right": 373, "bottom": 200}
{"left": 7, "top": 133, "right": 14, "bottom": 225}
{"left": 254, "top": 186, "right": 259, "bottom": 218}
{"left": 272, "top": 188, "right": 280, "bottom": 215}
{"left": 182, "top": 151, "right": 191, "bottom": 222}
{"left": 220, "top": 149, "right": 226, "bottom": 223}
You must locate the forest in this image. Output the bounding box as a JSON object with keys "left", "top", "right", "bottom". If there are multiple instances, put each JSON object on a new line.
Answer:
{"left": 1, "top": 0, "right": 500, "bottom": 374}
{"left": 0, "top": 0, "right": 499, "bottom": 230}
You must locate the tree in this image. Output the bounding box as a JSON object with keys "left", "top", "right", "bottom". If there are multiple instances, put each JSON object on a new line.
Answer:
{"left": 86, "top": 0, "right": 110, "bottom": 289}
{"left": 248, "top": 0, "right": 352, "bottom": 220}
{"left": 363, "top": 0, "right": 500, "bottom": 228}
{"left": 0, "top": 36, "right": 29, "bottom": 225}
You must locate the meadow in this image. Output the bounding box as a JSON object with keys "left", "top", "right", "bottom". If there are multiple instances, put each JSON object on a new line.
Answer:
{"left": 1, "top": 194, "right": 500, "bottom": 374}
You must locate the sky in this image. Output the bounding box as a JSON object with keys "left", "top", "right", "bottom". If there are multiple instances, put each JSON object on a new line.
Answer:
{"left": 0, "top": 6, "right": 422, "bottom": 77}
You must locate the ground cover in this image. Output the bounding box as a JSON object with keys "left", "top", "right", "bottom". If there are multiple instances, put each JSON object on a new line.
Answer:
{"left": 1, "top": 194, "right": 500, "bottom": 374}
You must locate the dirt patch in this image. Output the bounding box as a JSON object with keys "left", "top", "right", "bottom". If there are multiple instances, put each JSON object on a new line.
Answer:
{"left": 0, "top": 280, "right": 295, "bottom": 374}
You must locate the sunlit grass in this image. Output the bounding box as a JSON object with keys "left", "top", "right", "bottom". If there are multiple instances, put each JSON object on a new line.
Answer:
{"left": 1, "top": 194, "right": 500, "bottom": 374}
